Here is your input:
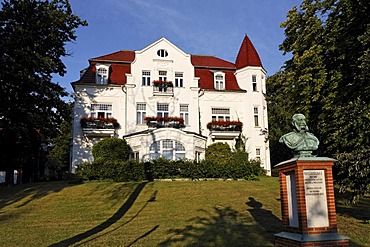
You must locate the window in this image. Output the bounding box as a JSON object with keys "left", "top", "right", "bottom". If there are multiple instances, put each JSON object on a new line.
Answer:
{"left": 159, "top": 71, "right": 167, "bottom": 81}
{"left": 180, "top": 104, "right": 189, "bottom": 125}
{"left": 256, "top": 148, "right": 261, "bottom": 160}
{"left": 252, "top": 75, "right": 257, "bottom": 91}
{"left": 175, "top": 72, "right": 183, "bottom": 87}
{"left": 157, "top": 103, "right": 169, "bottom": 118}
{"left": 90, "top": 104, "right": 112, "bottom": 118}
{"left": 136, "top": 103, "right": 146, "bottom": 124}
{"left": 212, "top": 108, "right": 230, "bottom": 121}
{"left": 254, "top": 107, "right": 259, "bottom": 127}
{"left": 157, "top": 49, "right": 168, "bottom": 57}
{"left": 149, "top": 140, "right": 185, "bottom": 160}
{"left": 214, "top": 74, "right": 225, "bottom": 90}
{"left": 96, "top": 65, "right": 109, "bottom": 84}
{"left": 142, "top": 71, "right": 151, "bottom": 86}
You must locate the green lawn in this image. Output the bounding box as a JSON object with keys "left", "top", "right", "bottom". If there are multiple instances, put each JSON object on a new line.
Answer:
{"left": 0, "top": 178, "right": 369, "bottom": 247}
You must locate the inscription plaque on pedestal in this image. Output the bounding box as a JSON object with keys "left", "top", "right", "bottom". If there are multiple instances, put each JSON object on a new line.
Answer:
{"left": 304, "top": 170, "right": 329, "bottom": 227}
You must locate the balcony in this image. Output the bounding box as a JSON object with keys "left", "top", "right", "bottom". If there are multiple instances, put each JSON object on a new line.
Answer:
{"left": 80, "top": 116, "right": 119, "bottom": 137}
{"left": 145, "top": 116, "right": 185, "bottom": 129}
{"left": 153, "top": 80, "right": 174, "bottom": 96}
{"left": 207, "top": 120, "right": 243, "bottom": 140}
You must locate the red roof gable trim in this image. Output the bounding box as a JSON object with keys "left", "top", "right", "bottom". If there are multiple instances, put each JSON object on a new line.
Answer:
{"left": 235, "top": 35, "right": 262, "bottom": 69}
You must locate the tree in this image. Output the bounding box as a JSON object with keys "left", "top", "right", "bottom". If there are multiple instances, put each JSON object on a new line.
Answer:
{"left": 267, "top": 0, "right": 370, "bottom": 201}
{"left": 92, "top": 138, "right": 132, "bottom": 163}
{"left": 0, "top": 0, "right": 87, "bottom": 184}
{"left": 205, "top": 142, "right": 232, "bottom": 165}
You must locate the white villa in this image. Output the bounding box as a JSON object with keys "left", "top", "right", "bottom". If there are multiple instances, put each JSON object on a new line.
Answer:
{"left": 71, "top": 35, "right": 271, "bottom": 175}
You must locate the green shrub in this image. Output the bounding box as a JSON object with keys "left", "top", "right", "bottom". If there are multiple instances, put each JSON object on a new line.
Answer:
{"left": 76, "top": 153, "right": 265, "bottom": 182}
{"left": 205, "top": 142, "right": 232, "bottom": 165}
{"left": 92, "top": 138, "right": 131, "bottom": 162}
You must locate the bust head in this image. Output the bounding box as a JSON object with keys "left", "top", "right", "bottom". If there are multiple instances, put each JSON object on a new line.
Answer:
{"left": 292, "top": 113, "right": 309, "bottom": 133}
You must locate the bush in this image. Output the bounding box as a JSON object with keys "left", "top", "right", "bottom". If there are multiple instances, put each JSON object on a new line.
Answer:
{"left": 92, "top": 138, "right": 131, "bottom": 162}
{"left": 205, "top": 142, "right": 232, "bottom": 165}
{"left": 77, "top": 157, "right": 265, "bottom": 182}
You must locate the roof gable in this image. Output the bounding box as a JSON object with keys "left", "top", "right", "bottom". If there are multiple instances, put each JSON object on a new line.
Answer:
{"left": 235, "top": 35, "right": 262, "bottom": 69}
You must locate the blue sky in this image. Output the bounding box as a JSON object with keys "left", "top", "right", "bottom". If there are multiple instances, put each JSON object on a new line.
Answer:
{"left": 55, "top": 0, "right": 301, "bottom": 98}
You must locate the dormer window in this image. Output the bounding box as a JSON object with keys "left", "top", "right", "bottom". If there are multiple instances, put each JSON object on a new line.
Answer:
{"left": 95, "top": 64, "right": 109, "bottom": 84}
{"left": 157, "top": 49, "right": 168, "bottom": 57}
{"left": 214, "top": 72, "right": 225, "bottom": 90}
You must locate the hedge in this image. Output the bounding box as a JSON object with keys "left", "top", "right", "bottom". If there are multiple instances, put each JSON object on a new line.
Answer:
{"left": 75, "top": 158, "right": 265, "bottom": 182}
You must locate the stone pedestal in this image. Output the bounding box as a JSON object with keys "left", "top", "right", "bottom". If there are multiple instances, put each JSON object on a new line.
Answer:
{"left": 274, "top": 157, "right": 350, "bottom": 247}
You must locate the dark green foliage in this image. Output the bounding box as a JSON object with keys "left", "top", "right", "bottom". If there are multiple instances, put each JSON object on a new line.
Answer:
{"left": 0, "top": 0, "right": 87, "bottom": 184}
{"left": 335, "top": 149, "right": 370, "bottom": 204}
{"left": 75, "top": 160, "right": 145, "bottom": 182}
{"left": 92, "top": 138, "right": 131, "bottom": 162}
{"left": 267, "top": 0, "right": 370, "bottom": 201}
{"left": 205, "top": 143, "right": 232, "bottom": 165}
{"left": 75, "top": 158, "right": 265, "bottom": 182}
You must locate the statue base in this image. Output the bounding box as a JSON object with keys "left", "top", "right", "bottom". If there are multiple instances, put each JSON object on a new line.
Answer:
{"left": 274, "top": 157, "right": 350, "bottom": 247}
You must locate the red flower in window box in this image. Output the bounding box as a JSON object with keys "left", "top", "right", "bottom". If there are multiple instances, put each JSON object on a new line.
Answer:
{"left": 153, "top": 80, "right": 173, "bottom": 87}
{"left": 206, "top": 120, "right": 243, "bottom": 131}
{"left": 80, "top": 116, "right": 120, "bottom": 129}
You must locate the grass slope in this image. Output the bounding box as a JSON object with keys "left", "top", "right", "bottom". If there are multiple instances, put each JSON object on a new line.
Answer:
{"left": 0, "top": 177, "right": 369, "bottom": 247}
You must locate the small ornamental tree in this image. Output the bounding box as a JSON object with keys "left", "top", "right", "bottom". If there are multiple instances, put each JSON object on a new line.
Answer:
{"left": 205, "top": 142, "right": 232, "bottom": 165}
{"left": 92, "top": 138, "right": 131, "bottom": 162}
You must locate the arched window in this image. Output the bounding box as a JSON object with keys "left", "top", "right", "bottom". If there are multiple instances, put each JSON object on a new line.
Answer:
{"left": 149, "top": 139, "right": 185, "bottom": 160}
{"left": 214, "top": 72, "right": 225, "bottom": 90}
{"left": 96, "top": 64, "right": 109, "bottom": 84}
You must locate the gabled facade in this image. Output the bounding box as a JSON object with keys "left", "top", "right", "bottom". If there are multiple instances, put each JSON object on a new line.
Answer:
{"left": 71, "top": 36, "right": 271, "bottom": 175}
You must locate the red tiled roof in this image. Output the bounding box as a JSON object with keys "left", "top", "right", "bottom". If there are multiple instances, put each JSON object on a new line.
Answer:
{"left": 76, "top": 62, "right": 131, "bottom": 85}
{"left": 191, "top": 55, "right": 235, "bottom": 69}
{"left": 91, "top": 50, "right": 135, "bottom": 63}
{"left": 235, "top": 35, "right": 262, "bottom": 69}
{"left": 195, "top": 68, "right": 241, "bottom": 91}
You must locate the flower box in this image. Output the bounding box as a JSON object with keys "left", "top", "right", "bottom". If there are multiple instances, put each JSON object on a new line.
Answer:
{"left": 206, "top": 120, "right": 243, "bottom": 131}
{"left": 80, "top": 116, "right": 120, "bottom": 129}
{"left": 144, "top": 116, "right": 185, "bottom": 128}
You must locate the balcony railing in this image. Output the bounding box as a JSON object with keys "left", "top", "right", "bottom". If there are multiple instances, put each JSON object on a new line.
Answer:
{"left": 207, "top": 120, "right": 243, "bottom": 139}
{"left": 153, "top": 80, "right": 174, "bottom": 95}
{"left": 80, "top": 116, "right": 119, "bottom": 136}
{"left": 145, "top": 116, "right": 185, "bottom": 129}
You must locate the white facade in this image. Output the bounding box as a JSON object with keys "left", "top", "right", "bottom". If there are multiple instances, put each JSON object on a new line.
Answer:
{"left": 71, "top": 37, "right": 271, "bottom": 175}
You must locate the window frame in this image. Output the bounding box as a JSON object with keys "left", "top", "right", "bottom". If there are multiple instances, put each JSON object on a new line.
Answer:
{"left": 142, "top": 70, "right": 151, "bottom": 86}
{"left": 95, "top": 64, "right": 109, "bottom": 84}
{"left": 252, "top": 75, "right": 257, "bottom": 91}
{"left": 211, "top": 107, "right": 230, "bottom": 122}
{"left": 149, "top": 139, "right": 186, "bottom": 160}
{"left": 157, "top": 103, "right": 169, "bottom": 118}
{"left": 214, "top": 72, "right": 225, "bottom": 90}
{"left": 136, "top": 103, "right": 146, "bottom": 125}
{"left": 90, "top": 103, "right": 112, "bottom": 118}
{"left": 175, "top": 72, "right": 184, "bottom": 87}
{"left": 254, "top": 106, "right": 259, "bottom": 127}
{"left": 180, "top": 104, "right": 189, "bottom": 125}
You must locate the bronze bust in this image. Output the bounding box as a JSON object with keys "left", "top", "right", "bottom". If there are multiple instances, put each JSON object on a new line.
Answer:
{"left": 279, "top": 114, "right": 319, "bottom": 157}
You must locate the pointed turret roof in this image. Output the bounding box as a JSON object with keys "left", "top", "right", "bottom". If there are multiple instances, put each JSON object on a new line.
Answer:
{"left": 235, "top": 35, "right": 262, "bottom": 69}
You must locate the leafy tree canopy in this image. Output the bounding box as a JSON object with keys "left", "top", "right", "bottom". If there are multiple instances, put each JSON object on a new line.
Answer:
{"left": 0, "top": 0, "right": 87, "bottom": 183}
{"left": 267, "top": 0, "right": 370, "bottom": 202}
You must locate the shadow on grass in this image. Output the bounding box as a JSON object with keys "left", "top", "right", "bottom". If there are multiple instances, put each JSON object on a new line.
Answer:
{"left": 335, "top": 188, "right": 370, "bottom": 222}
{"left": 246, "top": 197, "right": 281, "bottom": 235}
{"left": 159, "top": 198, "right": 281, "bottom": 247}
{"left": 0, "top": 181, "right": 78, "bottom": 211}
{"left": 49, "top": 182, "right": 147, "bottom": 247}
